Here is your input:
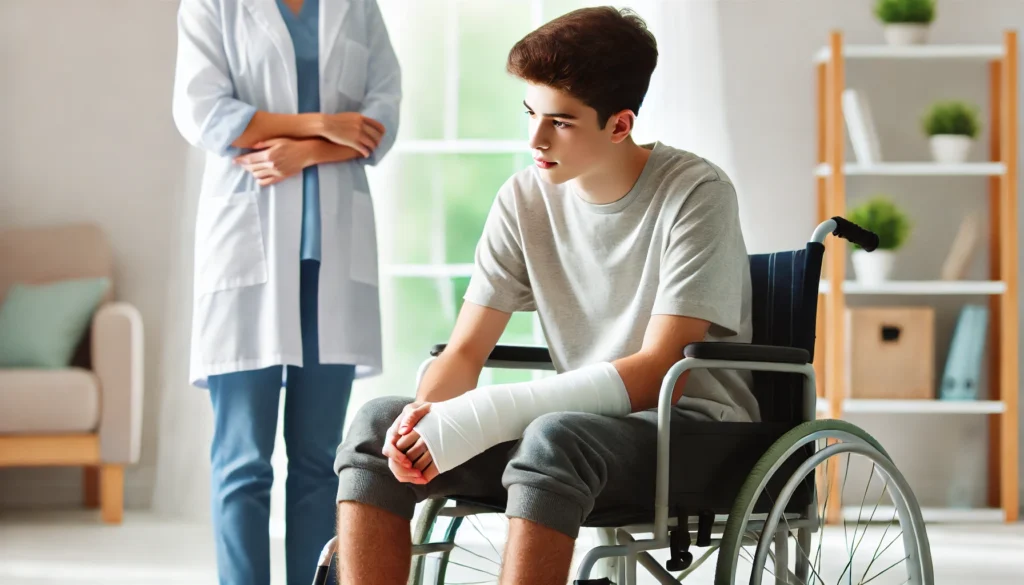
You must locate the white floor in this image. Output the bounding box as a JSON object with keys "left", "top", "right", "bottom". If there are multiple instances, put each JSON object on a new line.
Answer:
{"left": 0, "top": 509, "right": 1022, "bottom": 584}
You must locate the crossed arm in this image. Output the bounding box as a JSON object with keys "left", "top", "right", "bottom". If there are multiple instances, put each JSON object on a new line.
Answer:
{"left": 382, "top": 300, "right": 710, "bottom": 484}
{"left": 228, "top": 112, "right": 386, "bottom": 186}
{"left": 172, "top": 0, "right": 400, "bottom": 184}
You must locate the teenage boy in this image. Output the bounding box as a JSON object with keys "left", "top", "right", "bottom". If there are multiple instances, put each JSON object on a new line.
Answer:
{"left": 332, "top": 7, "right": 754, "bottom": 585}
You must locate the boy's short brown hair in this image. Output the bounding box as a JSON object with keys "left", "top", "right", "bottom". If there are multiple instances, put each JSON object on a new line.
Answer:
{"left": 506, "top": 7, "right": 658, "bottom": 129}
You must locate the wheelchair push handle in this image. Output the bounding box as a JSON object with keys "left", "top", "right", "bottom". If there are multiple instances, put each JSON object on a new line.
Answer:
{"left": 829, "top": 216, "right": 879, "bottom": 251}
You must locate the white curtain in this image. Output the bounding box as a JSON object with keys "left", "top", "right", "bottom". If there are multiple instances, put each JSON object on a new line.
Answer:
{"left": 630, "top": 0, "right": 760, "bottom": 248}
{"left": 634, "top": 0, "right": 819, "bottom": 254}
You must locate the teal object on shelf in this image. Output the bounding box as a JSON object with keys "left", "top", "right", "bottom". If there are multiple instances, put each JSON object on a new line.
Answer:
{"left": 939, "top": 304, "right": 988, "bottom": 401}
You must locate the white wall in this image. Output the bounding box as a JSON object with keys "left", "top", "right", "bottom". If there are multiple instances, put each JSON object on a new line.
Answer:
{"left": 0, "top": 0, "right": 206, "bottom": 517}
{"left": 1, "top": 0, "right": 1022, "bottom": 519}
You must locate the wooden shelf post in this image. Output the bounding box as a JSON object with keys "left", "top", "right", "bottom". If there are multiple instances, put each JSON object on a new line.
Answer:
{"left": 824, "top": 29, "right": 846, "bottom": 525}
{"left": 998, "top": 30, "right": 1019, "bottom": 523}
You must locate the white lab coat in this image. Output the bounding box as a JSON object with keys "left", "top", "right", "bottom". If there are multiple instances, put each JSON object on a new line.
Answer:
{"left": 172, "top": 0, "right": 400, "bottom": 386}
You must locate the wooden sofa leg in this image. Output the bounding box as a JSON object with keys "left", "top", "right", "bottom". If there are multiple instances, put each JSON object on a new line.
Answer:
{"left": 84, "top": 466, "right": 100, "bottom": 508}
{"left": 100, "top": 465, "right": 124, "bottom": 524}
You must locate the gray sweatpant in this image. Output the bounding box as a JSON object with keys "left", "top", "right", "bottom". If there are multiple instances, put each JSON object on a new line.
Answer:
{"left": 334, "top": 396, "right": 711, "bottom": 539}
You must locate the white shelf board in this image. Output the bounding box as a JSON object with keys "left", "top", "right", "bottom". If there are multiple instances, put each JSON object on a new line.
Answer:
{"left": 394, "top": 139, "right": 528, "bottom": 154}
{"left": 816, "top": 398, "right": 1006, "bottom": 414}
{"left": 815, "top": 162, "right": 1005, "bottom": 176}
{"left": 841, "top": 506, "right": 1005, "bottom": 524}
{"left": 817, "top": 280, "right": 1006, "bottom": 295}
{"left": 815, "top": 44, "right": 1004, "bottom": 63}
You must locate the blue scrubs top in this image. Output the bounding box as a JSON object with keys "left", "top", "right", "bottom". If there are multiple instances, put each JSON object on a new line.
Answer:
{"left": 277, "top": 0, "right": 321, "bottom": 261}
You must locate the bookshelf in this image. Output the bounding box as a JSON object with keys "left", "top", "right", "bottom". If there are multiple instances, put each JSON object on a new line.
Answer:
{"left": 814, "top": 31, "right": 1019, "bottom": 524}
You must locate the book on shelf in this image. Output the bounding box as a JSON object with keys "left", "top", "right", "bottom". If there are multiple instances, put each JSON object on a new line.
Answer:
{"left": 939, "top": 304, "right": 989, "bottom": 401}
{"left": 843, "top": 88, "right": 883, "bottom": 163}
{"left": 940, "top": 213, "right": 981, "bottom": 280}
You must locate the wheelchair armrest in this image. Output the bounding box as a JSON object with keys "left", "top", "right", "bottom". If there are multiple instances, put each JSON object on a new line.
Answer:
{"left": 430, "top": 344, "right": 553, "bottom": 365}
{"left": 683, "top": 342, "right": 809, "bottom": 365}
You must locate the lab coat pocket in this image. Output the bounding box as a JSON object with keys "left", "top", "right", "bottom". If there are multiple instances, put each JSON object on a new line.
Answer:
{"left": 350, "top": 190, "right": 379, "bottom": 287}
{"left": 195, "top": 191, "right": 269, "bottom": 295}
{"left": 337, "top": 40, "right": 369, "bottom": 104}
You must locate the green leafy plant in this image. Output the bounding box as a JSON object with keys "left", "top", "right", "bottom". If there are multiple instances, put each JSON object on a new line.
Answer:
{"left": 847, "top": 196, "right": 912, "bottom": 251}
{"left": 922, "top": 100, "right": 981, "bottom": 138}
{"left": 874, "top": 0, "right": 936, "bottom": 24}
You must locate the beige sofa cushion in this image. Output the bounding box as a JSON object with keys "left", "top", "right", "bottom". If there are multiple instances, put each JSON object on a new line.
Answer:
{"left": 0, "top": 369, "right": 100, "bottom": 433}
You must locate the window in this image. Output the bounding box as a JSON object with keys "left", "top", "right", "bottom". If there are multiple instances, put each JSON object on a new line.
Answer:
{"left": 351, "top": 0, "right": 607, "bottom": 406}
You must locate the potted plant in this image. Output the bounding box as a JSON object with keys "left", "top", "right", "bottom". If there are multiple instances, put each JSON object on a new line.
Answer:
{"left": 848, "top": 196, "right": 912, "bottom": 285}
{"left": 922, "top": 100, "right": 981, "bottom": 163}
{"left": 874, "top": 0, "right": 936, "bottom": 45}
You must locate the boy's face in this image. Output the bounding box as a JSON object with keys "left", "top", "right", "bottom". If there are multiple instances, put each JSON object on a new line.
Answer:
{"left": 524, "top": 83, "right": 621, "bottom": 185}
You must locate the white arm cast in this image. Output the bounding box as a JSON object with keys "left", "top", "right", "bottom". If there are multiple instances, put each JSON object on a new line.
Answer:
{"left": 412, "top": 362, "right": 632, "bottom": 474}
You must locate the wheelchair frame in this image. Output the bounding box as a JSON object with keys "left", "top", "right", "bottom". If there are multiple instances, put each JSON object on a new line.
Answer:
{"left": 313, "top": 219, "right": 933, "bottom": 585}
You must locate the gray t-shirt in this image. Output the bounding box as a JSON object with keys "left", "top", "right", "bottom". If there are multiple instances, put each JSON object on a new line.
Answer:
{"left": 464, "top": 142, "right": 758, "bottom": 422}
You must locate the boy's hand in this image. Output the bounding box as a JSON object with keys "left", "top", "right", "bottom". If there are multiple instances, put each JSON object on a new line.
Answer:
{"left": 382, "top": 402, "right": 434, "bottom": 484}
{"left": 396, "top": 430, "right": 440, "bottom": 484}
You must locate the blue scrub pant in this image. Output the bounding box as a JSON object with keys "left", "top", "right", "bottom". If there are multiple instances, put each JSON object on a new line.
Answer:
{"left": 208, "top": 260, "right": 352, "bottom": 585}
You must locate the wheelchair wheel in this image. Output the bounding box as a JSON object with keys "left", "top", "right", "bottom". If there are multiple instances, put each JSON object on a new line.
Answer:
{"left": 409, "top": 499, "right": 508, "bottom": 585}
{"left": 715, "top": 419, "right": 933, "bottom": 585}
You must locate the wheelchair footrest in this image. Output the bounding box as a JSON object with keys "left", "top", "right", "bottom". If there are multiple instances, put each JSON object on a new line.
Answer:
{"left": 573, "top": 579, "right": 614, "bottom": 585}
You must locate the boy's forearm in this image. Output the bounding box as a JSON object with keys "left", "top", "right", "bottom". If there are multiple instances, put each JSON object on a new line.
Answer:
{"left": 612, "top": 351, "right": 691, "bottom": 413}
{"left": 415, "top": 348, "right": 484, "bottom": 403}
{"left": 231, "top": 111, "right": 325, "bottom": 148}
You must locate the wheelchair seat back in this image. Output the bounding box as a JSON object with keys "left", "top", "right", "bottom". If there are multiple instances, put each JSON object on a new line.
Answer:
{"left": 748, "top": 243, "right": 824, "bottom": 424}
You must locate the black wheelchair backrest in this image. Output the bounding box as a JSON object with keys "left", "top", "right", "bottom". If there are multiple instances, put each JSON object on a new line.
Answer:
{"left": 748, "top": 243, "right": 825, "bottom": 422}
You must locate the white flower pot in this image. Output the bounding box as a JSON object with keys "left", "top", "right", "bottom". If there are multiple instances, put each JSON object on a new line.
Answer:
{"left": 929, "top": 135, "right": 974, "bottom": 164}
{"left": 852, "top": 249, "right": 896, "bottom": 285}
{"left": 884, "top": 23, "right": 930, "bottom": 45}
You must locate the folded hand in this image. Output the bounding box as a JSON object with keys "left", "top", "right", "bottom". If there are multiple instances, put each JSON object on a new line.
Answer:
{"left": 382, "top": 402, "right": 439, "bottom": 484}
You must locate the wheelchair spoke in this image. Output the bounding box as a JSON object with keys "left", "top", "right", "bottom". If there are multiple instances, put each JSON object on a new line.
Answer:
{"left": 465, "top": 515, "right": 504, "bottom": 566}
{"left": 837, "top": 464, "right": 903, "bottom": 585}
{"left": 857, "top": 485, "right": 897, "bottom": 585}
{"left": 426, "top": 555, "right": 499, "bottom": 579}
{"left": 425, "top": 513, "right": 508, "bottom": 585}
{"left": 815, "top": 442, "right": 837, "bottom": 579}
{"left": 867, "top": 530, "right": 906, "bottom": 571}
{"left": 841, "top": 452, "right": 853, "bottom": 564}
{"left": 739, "top": 543, "right": 799, "bottom": 585}
{"left": 859, "top": 556, "right": 911, "bottom": 585}
{"left": 764, "top": 488, "right": 828, "bottom": 585}
{"left": 850, "top": 464, "right": 879, "bottom": 554}
{"left": 453, "top": 543, "right": 502, "bottom": 570}
{"left": 789, "top": 530, "right": 828, "bottom": 585}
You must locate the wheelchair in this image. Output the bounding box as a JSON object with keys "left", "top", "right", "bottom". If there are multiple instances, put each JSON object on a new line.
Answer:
{"left": 312, "top": 217, "right": 933, "bottom": 585}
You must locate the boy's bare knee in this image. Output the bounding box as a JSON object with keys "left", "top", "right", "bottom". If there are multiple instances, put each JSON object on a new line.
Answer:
{"left": 353, "top": 396, "right": 414, "bottom": 432}
{"left": 335, "top": 396, "right": 415, "bottom": 469}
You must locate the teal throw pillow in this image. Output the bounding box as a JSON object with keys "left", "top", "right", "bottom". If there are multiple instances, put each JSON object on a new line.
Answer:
{"left": 0, "top": 277, "right": 111, "bottom": 369}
